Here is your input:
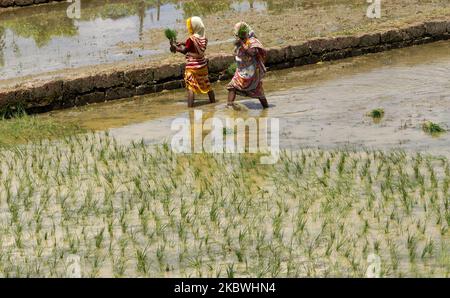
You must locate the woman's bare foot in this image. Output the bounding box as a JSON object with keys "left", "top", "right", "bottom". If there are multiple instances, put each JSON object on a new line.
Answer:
{"left": 259, "top": 97, "right": 269, "bottom": 109}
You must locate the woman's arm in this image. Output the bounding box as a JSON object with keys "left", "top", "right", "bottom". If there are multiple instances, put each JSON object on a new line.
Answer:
{"left": 170, "top": 41, "right": 188, "bottom": 54}
{"left": 240, "top": 41, "right": 259, "bottom": 56}
{"left": 235, "top": 39, "right": 255, "bottom": 56}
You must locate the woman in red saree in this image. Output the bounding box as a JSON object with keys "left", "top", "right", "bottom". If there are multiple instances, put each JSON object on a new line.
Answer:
{"left": 227, "top": 22, "right": 269, "bottom": 109}
{"left": 171, "top": 17, "right": 216, "bottom": 108}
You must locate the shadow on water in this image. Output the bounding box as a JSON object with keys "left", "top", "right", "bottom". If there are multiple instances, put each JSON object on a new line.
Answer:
{"left": 241, "top": 101, "right": 275, "bottom": 110}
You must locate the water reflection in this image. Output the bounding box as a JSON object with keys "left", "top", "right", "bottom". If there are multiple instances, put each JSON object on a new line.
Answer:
{"left": 1, "top": 15, "right": 77, "bottom": 48}
{"left": 0, "top": 0, "right": 322, "bottom": 79}
{"left": 0, "top": 0, "right": 435, "bottom": 79}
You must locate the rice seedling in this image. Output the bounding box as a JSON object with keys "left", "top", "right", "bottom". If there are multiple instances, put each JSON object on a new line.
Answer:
{"left": 95, "top": 228, "right": 105, "bottom": 249}
{"left": 0, "top": 132, "right": 447, "bottom": 277}
{"left": 407, "top": 233, "right": 418, "bottom": 263}
{"left": 136, "top": 246, "right": 149, "bottom": 276}
{"left": 164, "top": 28, "right": 177, "bottom": 43}
{"left": 422, "top": 121, "right": 446, "bottom": 135}
{"left": 421, "top": 238, "right": 434, "bottom": 259}
{"left": 226, "top": 263, "right": 235, "bottom": 278}
{"left": 367, "top": 108, "right": 385, "bottom": 120}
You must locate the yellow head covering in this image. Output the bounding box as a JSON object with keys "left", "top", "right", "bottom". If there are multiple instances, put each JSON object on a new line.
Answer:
{"left": 186, "top": 16, "right": 205, "bottom": 38}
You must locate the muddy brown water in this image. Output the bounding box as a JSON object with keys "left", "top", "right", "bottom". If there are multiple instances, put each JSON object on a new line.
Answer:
{"left": 45, "top": 39, "right": 450, "bottom": 155}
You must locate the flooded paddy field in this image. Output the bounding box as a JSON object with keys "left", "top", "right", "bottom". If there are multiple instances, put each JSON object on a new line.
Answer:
{"left": 0, "top": 134, "right": 448, "bottom": 277}
{"left": 0, "top": 0, "right": 449, "bottom": 80}
{"left": 0, "top": 1, "right": 449, "bottom": 278}
{"left": 45, "top": 39, "right": 450, "bottom": 156}
{"left": 0, "top": 37, "right": 448, "bottom": 278}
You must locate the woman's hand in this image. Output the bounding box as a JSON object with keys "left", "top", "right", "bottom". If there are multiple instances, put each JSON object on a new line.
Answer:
{"left": 170, "top": 41, "right": 188, "bottom": 54}
{"left": 170, "top": 41, "right": 177, "bottom": 53}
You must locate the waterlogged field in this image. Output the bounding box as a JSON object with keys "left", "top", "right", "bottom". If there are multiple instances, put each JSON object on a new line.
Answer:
{"left": 0, "top": 133, "right": 448, "bottom": 277}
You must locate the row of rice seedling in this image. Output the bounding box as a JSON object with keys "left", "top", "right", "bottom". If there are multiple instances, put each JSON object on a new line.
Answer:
{"left": 0, "top": 133, "right": 448, "bottom": 277}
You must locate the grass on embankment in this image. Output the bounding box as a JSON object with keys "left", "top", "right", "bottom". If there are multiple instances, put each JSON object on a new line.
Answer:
{"left": 0, "top": 114, "right": 86, "bottom": 147}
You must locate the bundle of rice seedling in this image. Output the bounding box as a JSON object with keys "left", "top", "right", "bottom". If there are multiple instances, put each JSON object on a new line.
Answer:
{"left": 422, "top": 121, "right": 446, "bottom": 134}
{"left": 164, "top": 28, "right": 177, "bottom": 43}
{"left": 368, "top": 108, "right": 385, "bottom": 119}
{"left": 237, "top": 25, "right": 250, "bottom": 40}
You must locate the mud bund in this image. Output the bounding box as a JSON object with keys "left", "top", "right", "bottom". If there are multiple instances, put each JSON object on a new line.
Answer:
{"left": 1, "top": 19, "right": 450, "bottom": 113}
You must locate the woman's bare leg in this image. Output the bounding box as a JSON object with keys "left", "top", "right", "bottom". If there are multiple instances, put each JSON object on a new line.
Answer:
{"left": 257, "top": 86, "right": 269, "bottom": 109}
{"left": 227, "top": 89, "right": 236, "bottom": 106}
{"left": 208, "top": 90, "right": 216, "bottom": 103}
{"left": 187, "top": 90, "right": 195, "bottom": 108}
{"left": 258, "top": 97, "right": 269, "bottom": 109}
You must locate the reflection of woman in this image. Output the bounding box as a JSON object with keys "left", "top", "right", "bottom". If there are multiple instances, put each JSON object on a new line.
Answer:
{"left": 171, "top": 16, "right": 215, "bottom": 108}
{"left": 227, "top": 22, "right": 269, "bottom": 109}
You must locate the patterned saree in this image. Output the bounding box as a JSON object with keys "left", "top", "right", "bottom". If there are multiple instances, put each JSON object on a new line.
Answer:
{"left": 184, "top": 17, "right": 211, "bottom": 94}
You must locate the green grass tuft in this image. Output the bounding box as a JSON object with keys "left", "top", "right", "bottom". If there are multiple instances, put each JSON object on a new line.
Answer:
{"left": 226, "top": 63, "right": 237, "bottom": 77}
{"left": 368, "top": 108, "right": 385, "bottom": 119}
{"left": 0, "top": 115, "right": 86, "bottom": 147}
{"left": 0, "top": 102, "right": 27, "bottom": 119}
{"left": 422, "top": 121, "right": 446, "bottom": 135}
